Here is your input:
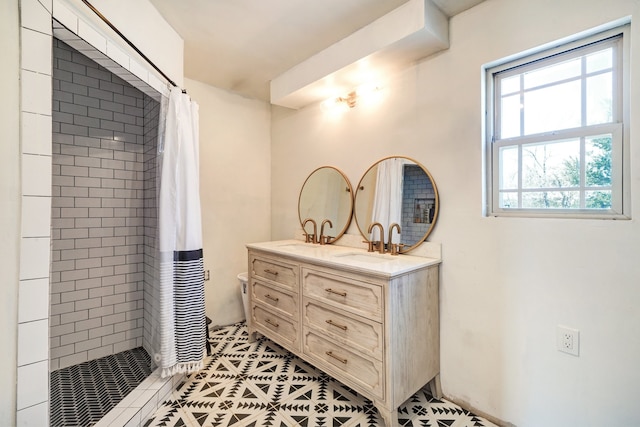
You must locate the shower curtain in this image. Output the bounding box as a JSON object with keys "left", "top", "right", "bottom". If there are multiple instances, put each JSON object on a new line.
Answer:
{"left": 155, "top": 86, "right": 206, "bottom": 377}
{"left": 370, "top": 158, "right": 405, "bottom": 244}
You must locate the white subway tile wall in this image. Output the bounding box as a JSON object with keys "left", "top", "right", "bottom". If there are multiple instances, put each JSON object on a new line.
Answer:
{"left": 50, "top": 39, "right": 159, "bottom": 371}
{"left": 17, "top": 361, "right": 49, "bottom": 410}
{"left": 17, "top": 2, "right": 168, "bottom": 423}
{"left": 21, "top": 0, "right": 53, "bottom": 35}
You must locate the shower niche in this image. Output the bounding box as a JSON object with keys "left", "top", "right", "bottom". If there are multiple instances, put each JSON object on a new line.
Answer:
{"left": 413, "top": 198, "right": 436, "bottom": 224}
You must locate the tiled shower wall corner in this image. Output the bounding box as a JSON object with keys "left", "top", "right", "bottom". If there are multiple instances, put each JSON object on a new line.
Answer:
{"left": 402, "top": 164, "right": 436, "bottom": 244}
{"left": 50, "top": 39, "right": 159, "bottom": 370}
{"left": 142, "top": 93, "right": 160, "bottom": 358}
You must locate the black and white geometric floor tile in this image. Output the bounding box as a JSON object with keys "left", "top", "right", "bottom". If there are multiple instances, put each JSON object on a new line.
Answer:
{"left": 50, "top": 347, "right": 152, "bottom": 427}
{"left": 144, "top": 323, "right": 496, "bottom": 427}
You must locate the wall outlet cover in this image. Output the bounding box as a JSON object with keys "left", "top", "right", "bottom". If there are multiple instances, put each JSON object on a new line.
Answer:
{"left": 557, "top": 325, "right": 580, "bottom": 356}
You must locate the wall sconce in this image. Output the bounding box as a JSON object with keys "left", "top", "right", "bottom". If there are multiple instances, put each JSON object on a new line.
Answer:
{"left": 322, "top": 84, "right": 382, "bottom": 113}
{"left": 338, "top": 91, "right": 357, "bottom": 108}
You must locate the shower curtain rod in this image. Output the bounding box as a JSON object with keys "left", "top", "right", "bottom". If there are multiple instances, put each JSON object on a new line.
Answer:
{"left": 81, "top": 0, "right": 185, "bottom": 92}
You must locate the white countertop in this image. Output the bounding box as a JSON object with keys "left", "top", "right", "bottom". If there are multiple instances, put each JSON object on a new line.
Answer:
{"left": 246, "top": 239, "right": 441, "bottom": 278}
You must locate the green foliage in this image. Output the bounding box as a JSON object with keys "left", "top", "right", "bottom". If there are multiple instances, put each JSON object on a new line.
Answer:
{"left": 586, "top": 136, "right": 612, "bottom": 186}
{"left": 585, "top": 136, "right": 612, "bottom": 208}
{"left": 516, "top": 136, "right": 612, "bottom": 209}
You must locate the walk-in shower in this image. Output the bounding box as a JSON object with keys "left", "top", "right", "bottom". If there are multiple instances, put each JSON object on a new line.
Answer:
{"left": 49, "top": 37, "right": 161, "bottom": 424}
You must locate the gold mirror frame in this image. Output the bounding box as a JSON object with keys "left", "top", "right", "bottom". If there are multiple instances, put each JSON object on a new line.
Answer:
{"left": 298, "top": 166, "right": 354, "bottom": 243}
{"left": 353, "top": 156, "right": 439, "bottom": 253}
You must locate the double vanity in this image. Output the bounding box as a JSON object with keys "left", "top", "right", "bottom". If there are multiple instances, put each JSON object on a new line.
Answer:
{"left": 246, "top": 156, "right": 442, "bottom": 426}
{"left": 246, "top": 240, "right": 441, "bottom": 427}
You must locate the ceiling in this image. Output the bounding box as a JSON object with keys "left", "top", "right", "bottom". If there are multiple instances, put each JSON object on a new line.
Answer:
{"left": 148, "top": 0, "right": 486, "bottom": 101}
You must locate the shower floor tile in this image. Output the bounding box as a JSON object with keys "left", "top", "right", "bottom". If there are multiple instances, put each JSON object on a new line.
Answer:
{"left": 145, "top": 323, "right": 497, "bottom": 427}
{"left": 50, "top": 347, "right": 152, "bottom": 427}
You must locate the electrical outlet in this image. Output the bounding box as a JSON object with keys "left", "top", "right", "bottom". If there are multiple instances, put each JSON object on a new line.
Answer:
{"left": 557, "top": 325, "right": 580, "bottom": 356}
{"left": 204, "top": 270, "right": 210, "bottom": 281}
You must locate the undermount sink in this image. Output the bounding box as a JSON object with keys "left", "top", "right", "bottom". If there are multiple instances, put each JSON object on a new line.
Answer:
{"left": 332, "top": 252, "right": 393, "bottom": 264}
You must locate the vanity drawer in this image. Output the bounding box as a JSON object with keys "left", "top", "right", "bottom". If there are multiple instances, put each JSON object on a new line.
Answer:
{"left": 253, "top": 280, "right": 298, "bottom": 318}
{"left": 251, "top": 256, "right": 298, "bottom": 291}
{"left": 303, "top": 298, "right": 383, "bottom": 361}
{"left": 252, "top": 304, "right": 300, "bottom": 351}
{"left": 302, "top": 268, "right": 383, "bottom": 321}
{"left": 303, "top": 330, "right": 384, "bottom": 400}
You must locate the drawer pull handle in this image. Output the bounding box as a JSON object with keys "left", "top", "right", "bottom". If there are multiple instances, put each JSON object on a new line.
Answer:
{"left": 326, "top": 351, "right": 347, "bottom": 364}
{"left": 265, "top": 318, "right": 279, "bottom": 328}
{"left": 264, "top": 269, "right": 279, "bottom": 276}
{"left": 325, "top": 288, "right": 347, "bottom": 297}
{"left": 326, "top": 319, "right": 347, "bottom": 331}
{"left": 265, "top": 294, "right": 279, "bottom": 302}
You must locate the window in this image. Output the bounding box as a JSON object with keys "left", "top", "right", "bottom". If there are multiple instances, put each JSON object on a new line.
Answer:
{"left": 486, "top": 27, "right": 629, "bottom": 218}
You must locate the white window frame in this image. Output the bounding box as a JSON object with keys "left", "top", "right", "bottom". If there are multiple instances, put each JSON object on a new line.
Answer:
{"left": 485, "top": 25, "right": 630, "bottom": 219}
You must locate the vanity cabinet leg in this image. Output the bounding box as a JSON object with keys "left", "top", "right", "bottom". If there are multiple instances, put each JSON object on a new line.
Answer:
{"left": 429, "top": 374, "right": 442, "bottom": 399}
{"left": 377, "top": 406, "right": 398, "bottom": 427}
{"left": 247, "top": 326, "right": 258, "bottom": 343}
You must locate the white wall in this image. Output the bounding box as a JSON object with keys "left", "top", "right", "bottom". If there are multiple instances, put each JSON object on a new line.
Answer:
{"left": 185, "top": 78, "right": 272, "bottom": 327}
{"left": 271, "top": 0, "right": 640, "bottom": 425}
{"left": 0, "top": 1, "right": 21, "bottom": 424}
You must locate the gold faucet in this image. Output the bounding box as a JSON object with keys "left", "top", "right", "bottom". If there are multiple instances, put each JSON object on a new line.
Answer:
{"left": 302, "top": 218, "right": 317, "bottom": 243}
{"left": 319, "top": 219, "right": 333, "bottom": 245}
{"left": 388, "top": 223, "right": 402, "bottom": 255}
{"left": 367, "top": 222, "right": 385, "bottom": 254}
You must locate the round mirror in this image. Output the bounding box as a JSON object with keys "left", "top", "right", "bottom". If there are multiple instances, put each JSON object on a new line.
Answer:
{"left": 298, "top": 166, "right": 353, "bottom": 243}
{"left": 354, "top": 156, "right": 439, "bottom": 253}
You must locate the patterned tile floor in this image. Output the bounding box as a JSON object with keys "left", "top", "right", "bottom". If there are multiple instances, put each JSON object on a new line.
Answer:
{"left": 144, "top": 323, "right": 497, "bottom": 427}
{"left": 50, "top": 347, "right": 152, "bottom": 427}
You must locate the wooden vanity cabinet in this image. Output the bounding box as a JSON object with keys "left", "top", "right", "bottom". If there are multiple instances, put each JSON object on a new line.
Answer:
{"left": 247, "top": 247, "right": 440, "bottom": 427}
{"left": 248, "top": 253, "right": 301, "bottom": 352}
